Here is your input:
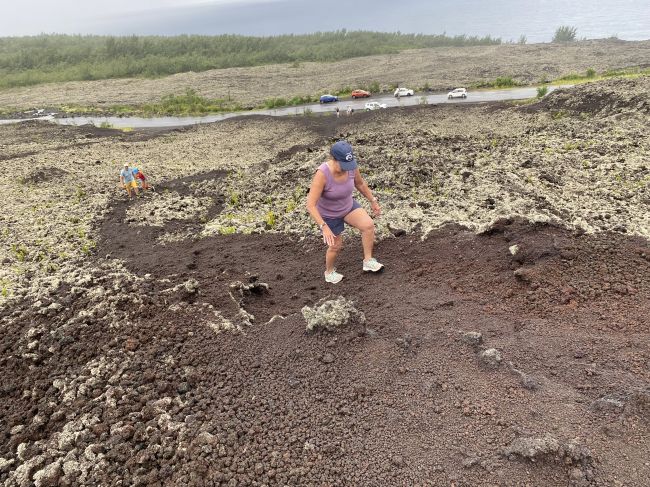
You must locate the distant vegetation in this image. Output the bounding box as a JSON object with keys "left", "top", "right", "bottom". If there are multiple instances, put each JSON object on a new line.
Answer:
{"left": 553, "top": 26, "right": 577, "bottom": 42}
{"left": 0, "top": 31, "right": 501, "bottom": 89}
{"left": 473, "top": 76, "right": 524, "bottom": 89}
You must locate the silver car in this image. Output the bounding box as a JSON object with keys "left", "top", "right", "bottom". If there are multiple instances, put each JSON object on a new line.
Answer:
{"left": 447, "top": 88, "right": 468, "bottom": 99}
{"left": 365, "top": 101, "right": 387, "bottom": 111}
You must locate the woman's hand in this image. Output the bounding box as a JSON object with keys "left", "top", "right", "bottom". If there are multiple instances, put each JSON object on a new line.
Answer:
{"left": 322, "top": 225, "right": 336, "bottom": 246}
{"left": 371, "top": 200, "right": 382, "bottom": 217}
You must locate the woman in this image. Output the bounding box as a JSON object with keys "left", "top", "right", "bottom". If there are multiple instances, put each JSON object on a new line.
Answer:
{"left": 306, "top": 140, "right": 384, "bottom": 284}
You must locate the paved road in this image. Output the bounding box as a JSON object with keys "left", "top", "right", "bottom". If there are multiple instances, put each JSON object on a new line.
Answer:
{"left": 1, "top": 86, "right": 563, "bottom": 129}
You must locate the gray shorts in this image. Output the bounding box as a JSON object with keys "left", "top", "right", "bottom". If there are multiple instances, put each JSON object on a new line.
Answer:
{"left": 322, "top": 200, "right": 362, "bottom": 236}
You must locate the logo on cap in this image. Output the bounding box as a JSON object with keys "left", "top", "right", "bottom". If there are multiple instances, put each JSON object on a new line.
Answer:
{"left": 345, "top": 152, "right": 354, "bottom": 162}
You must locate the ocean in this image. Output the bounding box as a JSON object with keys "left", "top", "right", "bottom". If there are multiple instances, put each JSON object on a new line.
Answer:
{"left": 100, "top": 0, "right": 650, "bottom": 42}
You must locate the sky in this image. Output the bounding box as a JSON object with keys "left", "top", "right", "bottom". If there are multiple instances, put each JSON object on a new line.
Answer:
{"left": 1, "top": 0, "right": 648, "bottom": 41}
{"left": 0, "top": 0, "right": 210, "bottom": 36}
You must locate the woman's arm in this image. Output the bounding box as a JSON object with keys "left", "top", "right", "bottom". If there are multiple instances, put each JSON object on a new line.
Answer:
{"left": 307, "top": 170, "right": 336, "bottom": 246}
{"left": 354, "top": 169, "right": 381, "bottom": 216}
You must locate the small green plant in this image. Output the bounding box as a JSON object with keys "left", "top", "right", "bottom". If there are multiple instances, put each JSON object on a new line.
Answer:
{"left": 219, "top": 226, "right": 236, "bottom": 235}
{"left": 551, "top": 110, "right": 567, "bottom": 120}
{"left": 418, "top": 96, "right": 428, "bottom": 105}
{"left": 536, "top": 86, "right": 548, "bottom": 98}
{"left": 11, "top": 243, "right": 29, "bottom": 262}
{"left": 81, "top": 241, "right": 96, "bottom": 255}
{"left": 1, "top": 284, "right": 9, "bottom": 298}
{"left": 290, "top": 60, "right": 301, "bottom": 68}
{"left": 265, "top": 211, "right": 277, "bottom": 228}
{"left": 75, "top": 186, "right": 87, "bottom": 201}
{"left": 285, "top": 200, "right": 297, "bottom": 213}
{"left": 228, "top": 191, "right": 240, "bottom": 207}
{"left": 99, "top": 121, "right": 113, "bottom": 129}
{"left": 563, "top": 141, "right": 579, "bottom": 151}
{"left": 553, "top": 26, "right": 577, "bottom": 42}
{"left": 303, "top": 107, "right": 313, "bottom": 116}
{"left": 586, "top": 68, "right": 596, "bottom": 78}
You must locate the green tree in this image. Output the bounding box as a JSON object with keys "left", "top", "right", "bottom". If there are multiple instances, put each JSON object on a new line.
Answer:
{"left": 553, "top": 26, "right": 577, "bottom": 42}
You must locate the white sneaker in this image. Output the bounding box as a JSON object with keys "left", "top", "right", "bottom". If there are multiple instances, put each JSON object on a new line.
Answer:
{"left": 363, "top": 258, "right": 384, "bottom": 272}
{"left": 324, "top": 270, "right": 343, "bottom": 284}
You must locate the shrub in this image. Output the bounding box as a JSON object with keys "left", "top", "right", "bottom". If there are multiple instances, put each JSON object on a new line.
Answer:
{"left": 367, "top": 81, "right": 381, "bottom": 94}
{"left": 586, "top": 68, "right": 596, "bottom": 78}
{"left": 537, "top": 86, "right": 548, "bottom": 98}
{"left": 263, "top": 97, "right": 288, "bottom": 109}
{"left": 553, "top": 26, "right": 577, "bottom": 42}
{"left": 474, "top": 77, "right": 521, "bottom": 89}
{"left": 518, "top": 35, "right": 527, "bottom": 45}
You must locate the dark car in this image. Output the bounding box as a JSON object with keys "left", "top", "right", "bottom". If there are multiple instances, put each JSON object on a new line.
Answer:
{"left": 351, "top": 89, "right": 371, "bottom": 99}
{"left": 319, "top": 94, "right": 338, "bottom": 103}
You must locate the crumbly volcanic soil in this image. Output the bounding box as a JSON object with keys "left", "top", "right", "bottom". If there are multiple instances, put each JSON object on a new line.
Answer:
{"left": 1, "top": 79, "right": 649, "bottom": 486}
{"left": 0, "top": 39, "right": 649, "bottom": 111}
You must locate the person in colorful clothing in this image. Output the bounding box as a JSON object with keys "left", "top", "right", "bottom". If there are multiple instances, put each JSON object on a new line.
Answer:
{"left": 119, "top": 163, "right": 139, "bottom": 199}
{"left": 132, "top": 167, "right": 152, "bottom": 191}
{"left": 306, "top": 140, "right": 384, "bottom": 284}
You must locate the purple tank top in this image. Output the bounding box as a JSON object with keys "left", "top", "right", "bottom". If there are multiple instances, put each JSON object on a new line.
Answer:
{"left": 316, "top": 162, "right": 355, "bottom": 218}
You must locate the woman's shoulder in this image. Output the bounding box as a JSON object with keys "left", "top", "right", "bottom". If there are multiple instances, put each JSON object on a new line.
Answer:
{"left": 317, "top": 162, "right": 330, "bottom": 175}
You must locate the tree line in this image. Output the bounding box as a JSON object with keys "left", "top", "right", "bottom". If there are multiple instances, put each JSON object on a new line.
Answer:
{"left": 0, "top": 31, "right": 501, "bottom": 89}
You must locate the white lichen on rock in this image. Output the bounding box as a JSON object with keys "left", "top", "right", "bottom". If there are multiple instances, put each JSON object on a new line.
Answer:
{"left": 480, "top": 348, "right": 503, "bottom": 367}
{"left": 125, "top": 191, "right": 212, "bottom": 227}
{"left": 503, "top": 435, "right": 592, "bottom": 466}
{"left": 302, "top": 296, "right": 366, "bottom": 332}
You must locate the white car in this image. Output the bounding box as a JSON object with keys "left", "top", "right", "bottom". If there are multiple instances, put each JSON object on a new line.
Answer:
{"left": 364, "top": 101, "right": 387, "bottom": 111}
{"left": 393, "top": 87, "right": 414, "bottom": 97}
{"left": 447, "top": 88, "right": 468, "bottom": 99}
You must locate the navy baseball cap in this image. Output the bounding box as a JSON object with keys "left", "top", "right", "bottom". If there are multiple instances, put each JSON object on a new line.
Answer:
{"left": 330, "top": 140, "right": 358, "bottom": 171}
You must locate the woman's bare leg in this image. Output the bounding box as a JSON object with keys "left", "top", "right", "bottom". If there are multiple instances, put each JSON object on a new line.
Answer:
{"left": 325, "top": 235, "right": 343, "bottom": 273}
{"left": 344, "top": 208, "right": 375, "bottom": 261}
